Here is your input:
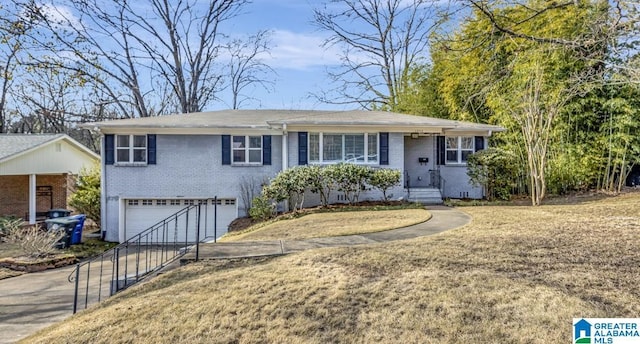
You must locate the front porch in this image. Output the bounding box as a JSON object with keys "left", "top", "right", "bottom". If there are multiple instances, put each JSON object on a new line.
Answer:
{"left": 0, "top": 174, "right": 72, "bottom": 223}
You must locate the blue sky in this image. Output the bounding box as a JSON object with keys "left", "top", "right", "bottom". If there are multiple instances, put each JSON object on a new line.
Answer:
{"left": 215, "top": 1, "right": 349, "bottom": 111}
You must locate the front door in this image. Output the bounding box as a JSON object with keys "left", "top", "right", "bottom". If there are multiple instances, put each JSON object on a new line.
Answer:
{"left": 403, "top": 136, "right": 435, "bottom": 188}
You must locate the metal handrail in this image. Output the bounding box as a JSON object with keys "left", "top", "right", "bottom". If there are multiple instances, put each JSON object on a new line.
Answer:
{"left": 69, "top": 198, "right": 216, "bottom": 313}
{"left": 405, "top": 171, "right": 411, "bottom": 199}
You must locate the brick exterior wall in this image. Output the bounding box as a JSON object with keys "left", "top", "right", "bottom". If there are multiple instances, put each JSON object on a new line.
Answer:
{"left": 103, "top": 134, "right": 284, "bottom": 241}
{"left": 0, "top": 174, "right": 69, "bottom": 219}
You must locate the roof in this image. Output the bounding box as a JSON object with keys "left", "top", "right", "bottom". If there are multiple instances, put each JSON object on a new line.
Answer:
{"left": 84, "top": 110, "right": 505, "bottom": 134}
{"left": 0, "top": 134, "right": 100, "bottom": 163}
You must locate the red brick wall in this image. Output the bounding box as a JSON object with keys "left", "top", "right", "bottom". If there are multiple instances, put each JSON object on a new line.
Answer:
{"left": 0, "top": 174, "right": 69, "bottom": 219}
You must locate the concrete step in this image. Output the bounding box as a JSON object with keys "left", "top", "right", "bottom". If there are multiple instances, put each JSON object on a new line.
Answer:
{"left": 407, "top": 188, "right": 443, "bottom": 204}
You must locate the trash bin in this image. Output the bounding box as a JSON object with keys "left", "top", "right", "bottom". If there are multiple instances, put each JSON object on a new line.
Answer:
{"left": 45, "top": 217, "right": 79, "bottom": 249}
{"left": 68, "top": 214, "right": 86, "bottom": 245}
{"left": 47, "top": 209, "right": 71, "bottom": 219}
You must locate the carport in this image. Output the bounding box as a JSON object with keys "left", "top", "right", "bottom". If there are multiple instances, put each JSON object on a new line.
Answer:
{"left": 0, "top": 134, "right": 100, "bottom": 224}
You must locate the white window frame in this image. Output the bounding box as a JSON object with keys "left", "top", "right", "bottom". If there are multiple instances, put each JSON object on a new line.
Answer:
{"left": 445, "top": 136, "right": 475, "bottom": 165}
{"left": 232, "top": 135, "right": 262, "bottom": 165}
{"left": 308, "top": 132, "right": 378, "bottom": 164}
{"left": 116, "top": 134, "right": 147, "bottom": 164}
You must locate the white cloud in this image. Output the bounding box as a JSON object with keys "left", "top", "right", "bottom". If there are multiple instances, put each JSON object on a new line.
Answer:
{"left": 37, "top": 3, "right": 82, "bottom": 30}
{"left": 267, "top": 30, "right": 343, "bottom": 70}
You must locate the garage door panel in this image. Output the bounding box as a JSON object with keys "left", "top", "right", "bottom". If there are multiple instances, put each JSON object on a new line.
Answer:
{"left": 124, "top": 199, "right": 236, "bottom": 243}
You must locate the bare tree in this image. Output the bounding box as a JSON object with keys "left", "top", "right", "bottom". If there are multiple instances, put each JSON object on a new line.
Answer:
{"left": 0, "top": 4, "right": 38, "bottom": 133}
{"left": 26, "top": 0, "right": 250, "bottom": 117}
{"left": 313, "top": 0, "right": 448, "bottom": 109}
{"left": 226, "top": 30, "right": 276, "bottom": 109}
{"left": 11, "top": 66, "right": 86, "bottom": 133}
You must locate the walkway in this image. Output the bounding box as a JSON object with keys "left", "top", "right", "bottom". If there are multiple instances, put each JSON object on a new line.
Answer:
{"left": 0, "top": 206, "right": 469, "bottom": 343}
{"left": 181, "top": 206, "right": 470, "bottom": 260}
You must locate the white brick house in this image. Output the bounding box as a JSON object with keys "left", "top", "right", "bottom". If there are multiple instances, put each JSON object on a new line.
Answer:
{"left": 87, "top": 110, "right": 504, "bottom": 243}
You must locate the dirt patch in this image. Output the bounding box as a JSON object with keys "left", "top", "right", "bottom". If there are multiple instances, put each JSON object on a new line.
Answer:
{"left": 228, "top": 217, "right": 259, "bottom": 232}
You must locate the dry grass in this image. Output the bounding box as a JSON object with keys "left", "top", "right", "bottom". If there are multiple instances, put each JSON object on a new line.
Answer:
{"left": 220, "top": 209, "right": 432, "bottom": 242}
{"left": 24, "top": 192, "right": 640, "bottom": 343}
{"left": 0, "top": 267, "right": 24, "bottom": 280}
{"left": 0, "top": 242, "right": 23, "bottom": 259}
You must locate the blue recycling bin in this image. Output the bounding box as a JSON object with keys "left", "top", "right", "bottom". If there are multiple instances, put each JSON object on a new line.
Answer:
{"left": 68, "top": 214, "right": 86, "bottom": 245}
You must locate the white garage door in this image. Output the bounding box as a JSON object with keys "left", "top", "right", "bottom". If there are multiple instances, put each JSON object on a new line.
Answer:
{"left": 124, "top": 198, "right": 237, "bottom": 243}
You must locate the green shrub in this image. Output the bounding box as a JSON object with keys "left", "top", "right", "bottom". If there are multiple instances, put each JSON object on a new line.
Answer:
{"left": 466, "top": 148, "right": 518, "bottom": 201}
{"left": 332, "top": 163, "right": 372, "bottom": 204}
{"left": 368, "top": 168, "right": 401, "bottom": 202}
{"left": 248, "top": 195, "right": 276, "bottom": 221}
{"left": 69, "top": 164, "right": 101, "bottom": 224}
{"left": 263, "top": 166, "right": 312, "bottom": 211}
{"left": 307, "top": 165, "right": 341, "bottom": 207}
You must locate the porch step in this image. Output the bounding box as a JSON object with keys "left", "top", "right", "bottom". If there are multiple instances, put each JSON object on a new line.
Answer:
{"left": 407, "top": 188, "right": 443, "bottom": 205}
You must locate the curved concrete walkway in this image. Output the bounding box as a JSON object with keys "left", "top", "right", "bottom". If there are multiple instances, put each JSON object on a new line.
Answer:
{"left": 0, "top": 206, "right": 469, "bottom": 343}
{"left": 182, "top": 205, "right": 470, "bottom": 260}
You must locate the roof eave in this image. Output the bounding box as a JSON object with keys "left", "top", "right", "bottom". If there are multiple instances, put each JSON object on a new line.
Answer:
{"left": 0, "top": 134, "right": 99, "bottom": 164}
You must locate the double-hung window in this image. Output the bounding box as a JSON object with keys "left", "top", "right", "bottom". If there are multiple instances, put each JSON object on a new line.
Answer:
{"left": 308, "top": 133, "right": 378, "bottom": 164}
{"left": 445, "top": 136, "right": 474, "bottom": 164}
{"left": 232, "top": 135, "right": 262, "bottom": 164}
{"left": 116, "top": 135, "right": 147, "bottom": 164}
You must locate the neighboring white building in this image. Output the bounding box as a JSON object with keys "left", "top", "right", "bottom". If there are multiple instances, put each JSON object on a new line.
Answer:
{"left": 0, "top": 134, "right": 100, "bottom": 223}
{"left": 86, "top": 110, "right": 504, "bottom": 243}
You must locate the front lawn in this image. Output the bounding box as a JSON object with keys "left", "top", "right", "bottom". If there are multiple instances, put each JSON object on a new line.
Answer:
{"left": 221, "top": 208, "right": 432, "bottom": 242}
{"left": 23, "top": 192, "right": 640, "bottom": 343}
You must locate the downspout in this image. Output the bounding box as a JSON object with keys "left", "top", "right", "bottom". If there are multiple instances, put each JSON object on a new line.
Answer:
{"left": 282, "top": 124, "right": 288, "bottom": 170}
{"left": 282, "top": 124, "right": 289, "bottom": 211}
{"left": 98, "top": 129, "right": 107, "bottom": 240}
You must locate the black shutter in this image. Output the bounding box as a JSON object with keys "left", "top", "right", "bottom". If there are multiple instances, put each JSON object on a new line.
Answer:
{"left": 104, "top": 134, "right": 114, "bottom": 165}
{"left": 262, "top": 135, "right": 271, "bottom": 165}
{"left": 475, "top": 136, "right": 485, "bottom": 152}
{"left": 298, "top": 132, "right": 307, "bottom": 165}
{"left": 437, "top": 136, "right": 445, "bottom": 165}
{"left": 147, "top": 134, "right": 156, "bottom": 164}
{"left": 221, "top": 135, "right": 231, "bottom": 165}
{"left": 379, "top": 132, "right": 389, "bottom": 165}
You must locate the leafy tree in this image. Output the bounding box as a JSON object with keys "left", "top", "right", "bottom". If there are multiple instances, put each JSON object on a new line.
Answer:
{"left": 68, "top": 164, "right": 101, "bottom": 224}
{"left": 400, "top": 0, "right": 632, "bottom": 204}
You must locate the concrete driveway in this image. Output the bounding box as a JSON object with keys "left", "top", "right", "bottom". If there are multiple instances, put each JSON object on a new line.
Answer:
{"left": 0, "top": 265, "right": 76, "bottom": 344}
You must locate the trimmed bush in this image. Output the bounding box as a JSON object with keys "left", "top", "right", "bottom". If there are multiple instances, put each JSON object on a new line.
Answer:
{"left": 331, "top": 163, "right": 372, "bottom": 204}
{"left": 368, "top": 168, "right": 401, "bottom": 202}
